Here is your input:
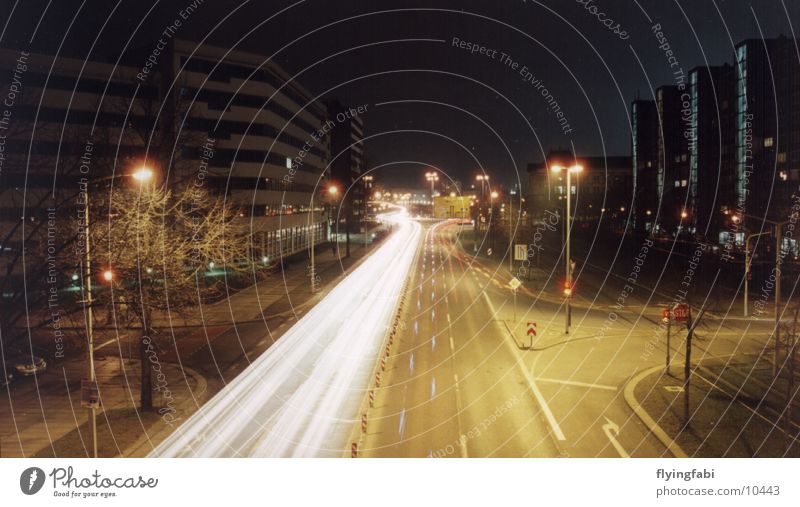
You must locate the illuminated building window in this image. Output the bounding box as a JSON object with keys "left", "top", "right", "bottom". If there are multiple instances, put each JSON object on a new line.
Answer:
{"left": 780, "top": 171, "right": 788, "bottom": 181}
{"left": 777, "top": 152, "right": 787, "bottom": 163}
{"left": 764, "top": 137, "right": 774, "bottom": 148}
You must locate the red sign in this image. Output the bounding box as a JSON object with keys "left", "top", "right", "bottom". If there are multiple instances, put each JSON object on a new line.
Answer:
{"left": 673, "top": 304, "right": 690, "bottom": 323}
{"left": 661, "top": 309, "right": 671, "bottom": 320}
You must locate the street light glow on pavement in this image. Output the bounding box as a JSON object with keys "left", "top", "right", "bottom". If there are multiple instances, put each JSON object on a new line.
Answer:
{"left": 151, "top": 209, "right": 421, "bottom": 457}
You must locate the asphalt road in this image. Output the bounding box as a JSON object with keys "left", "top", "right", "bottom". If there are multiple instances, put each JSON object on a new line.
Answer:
{"left": 361, "top": 220, "right": 697, "bottom": 457}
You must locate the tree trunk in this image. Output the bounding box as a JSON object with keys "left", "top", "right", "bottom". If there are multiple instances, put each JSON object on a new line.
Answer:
{"left": 140, "top": 311, "right": 153, "bottom": 411}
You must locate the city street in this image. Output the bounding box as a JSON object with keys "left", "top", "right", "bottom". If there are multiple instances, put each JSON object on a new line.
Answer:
{"left": 150, "top": 211, "right": 420, "bottom": 457}
{"left": 359, "top": 220, "right": 798, "bottom": 457}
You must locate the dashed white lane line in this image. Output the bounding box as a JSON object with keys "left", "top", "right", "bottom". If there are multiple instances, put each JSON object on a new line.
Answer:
{"left": 481, "top": 290, "right": 567, "bottom": 441}
{"left": 453, "top": 372, "right": 468, "bottom": 458}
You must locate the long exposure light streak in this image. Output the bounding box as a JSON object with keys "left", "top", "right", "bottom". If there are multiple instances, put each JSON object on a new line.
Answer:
{"left": 151, "top": 210, "right": 421, "bottom": 457}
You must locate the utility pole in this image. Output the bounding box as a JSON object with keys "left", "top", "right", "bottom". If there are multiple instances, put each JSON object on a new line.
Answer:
{"left": 775, "top": 223, "right": 782, "bottom": 378}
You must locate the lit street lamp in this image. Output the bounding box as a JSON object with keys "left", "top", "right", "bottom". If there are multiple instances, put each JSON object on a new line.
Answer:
{"left": 82, "top": 164, "right": 154, "bottom": 457}
{"left": 551, "top": 163, "right": 583, "bottom": 334}
{"left": 425, "top": 171, "right": 439, "bottom": 216}
{"left": 363, "top": 175, "right": 374, "bottom": 247}
{"left": 310, "top": 184, "right": 340, "bottom": 293}
{"left": 734, "top": 212, "right": 798, "bottom": 377}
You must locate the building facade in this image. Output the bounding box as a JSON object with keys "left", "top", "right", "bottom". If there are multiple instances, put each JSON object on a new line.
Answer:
{"left": 0, "top": 40, "right": 334, "bottom": 272}
{"left": 631, "top": 99, "right": 659, "bottom": 233}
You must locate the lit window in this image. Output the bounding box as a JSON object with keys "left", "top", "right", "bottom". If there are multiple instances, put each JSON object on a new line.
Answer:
{"left": 764, "top": 137, "right": 774, "bottom": 148}
{"left": 681, "top": 180, "right": 688, "bottom": 187}
{"left": 777, "top": 152, "right": 787, "bottom": 163}
{"left": 285, "top": 157, "right": 293, "bottom": 169}
{"left": 674, "top": 181, "right": 680, "bottom": 188}
{"left": 780, "top": 171, "right": 788, "bottom": 181}
{"left": 681, "top": 154, "right": 688, "bottom": 162}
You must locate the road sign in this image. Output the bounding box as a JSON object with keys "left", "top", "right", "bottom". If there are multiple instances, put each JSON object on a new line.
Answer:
{"left": 527, "top": 322, "right": 537, "bottom": 336}
{"left": 508, "top": 277, "right": 522, "bottom": 290}
{"left": 673, "top": 303, "right": 690, "bottom": 323}
{"left": 81, "top": 378, "right": 100, "bottom": 408}
{"left": 661, "top": 309, "right": 671, "bottom": 320}
{"left": 514, "top": 244, "right": 527, "bottom": 261}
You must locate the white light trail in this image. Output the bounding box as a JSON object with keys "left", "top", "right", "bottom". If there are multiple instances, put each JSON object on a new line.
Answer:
{"left": 151, "top": 210, "right": 421, "bottom": 457}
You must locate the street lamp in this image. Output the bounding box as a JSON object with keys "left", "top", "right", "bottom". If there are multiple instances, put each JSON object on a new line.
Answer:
{"left": 551, "top": 163, "right": 583, "bottom": 334}
{"left": 734, "top": 212, "right": 798, "bottom": 376}
{"left": 425, "top": 171, "right": 439, "bottom": 216}
{"left": 81, "top": 164, "right": 154, "bottom": 458}
{"left": 310, "top": 184, "right": 341, "bottom": 293}
{"left": 363, "top": 175, "right": 374, "bottom": 247}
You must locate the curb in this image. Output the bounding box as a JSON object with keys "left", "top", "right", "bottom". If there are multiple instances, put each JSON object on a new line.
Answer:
{"left": 121, "top": 362, "right": 208, "bottom": 457}
{"left": 623, "top": 365, "right": 688, "bottom": 458}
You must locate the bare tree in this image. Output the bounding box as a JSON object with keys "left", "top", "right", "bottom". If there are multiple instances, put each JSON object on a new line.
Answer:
{"left": 90, "top": 184, "right": 250, "bottom": 410}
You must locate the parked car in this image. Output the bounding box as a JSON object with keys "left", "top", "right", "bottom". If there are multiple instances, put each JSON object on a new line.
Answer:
{"left": 5, "top": 352, "right": 47, "bottom": 376}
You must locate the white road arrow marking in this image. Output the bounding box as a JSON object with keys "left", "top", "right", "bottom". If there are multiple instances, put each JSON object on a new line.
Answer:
{"left": 602, "top": 417, "right": 630, "bottom": 458}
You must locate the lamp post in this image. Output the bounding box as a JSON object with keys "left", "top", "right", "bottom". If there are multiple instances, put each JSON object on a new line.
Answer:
{"left": 425, "top": 171, "right": 439, "bottom": 217}
{"left": 743, "top": 230, "right": 771, "bottom": 317}
{"left": 311, "top": 184, "right": 340, "bottom": 292}
{"left": 82, "top": 165, "right": 153, "bottom": 458}
{"left": 508, "top": 189, "right": 516, "bottom": 272}
{"left": 363, "top": 175, "right": 373, "bottom": 247}
{"left": 476, "top": 175, "right": 489, "bottom": 230}
{"left": 551, "top": 163, "right": 583, "bottom": 334}
{"left": 734, "top": 212, "right": 798, "bottom": 376}
{"left": 490, "top": 191, "right": 499, "bottom": 253}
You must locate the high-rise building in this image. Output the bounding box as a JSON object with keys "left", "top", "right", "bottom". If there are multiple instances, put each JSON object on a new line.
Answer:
{"left": 735, "top": 37, "right": 800, "bottom": 225}
{"left": 689, "top": 64, "right": 737, "bottom": 243}
{"left": 325, "top": 99, "right": 366, "bottom": 254}
{"left": 631, "top": 99, "right": 659, "bottom": 233}
{"left": 656, "top": 85, "right": 692, "bottom": 234}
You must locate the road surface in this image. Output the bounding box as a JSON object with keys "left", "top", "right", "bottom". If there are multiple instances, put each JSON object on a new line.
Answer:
{"left": 150, "top": 210, "right": 420, "bottom": 457}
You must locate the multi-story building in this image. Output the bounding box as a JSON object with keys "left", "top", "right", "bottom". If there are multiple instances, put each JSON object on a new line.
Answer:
{"left": 0, "top": 40, "right": 333, "bottom": 271}
{"left": 656, "top": 85, "right": 692, "bottom": 235}
{"left": 631, "top": 99, "right": 659, "bottom": 233}
{"left": 325, "top": 99, "right": 365, "bottom": 253}
{"left": 735, "top": 36, "right": 800, "bottom": 226}
{"left": 526, "top": 150, "right": 632, "bottom": 225}
{"left": 689, "top": 64, "right": 737, "bottom": 243}
{"left": 165, "top": 39, "right": 331, "bottom": 261}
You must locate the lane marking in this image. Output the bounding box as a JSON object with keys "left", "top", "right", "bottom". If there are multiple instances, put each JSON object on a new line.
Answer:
{"left": 602, "top": 417, "right": 630, "bottom": 458}
{"left": 534, "top": 378, "right": 618, "bottom": 391}
{"left": 482, "top": 291, "right": 566, "bottom": 441}
{"left": 454, "top": 374, "right": 469, "bottom": 458}
{"left": 398, "top": 408, "right": 407, "bottom": 439}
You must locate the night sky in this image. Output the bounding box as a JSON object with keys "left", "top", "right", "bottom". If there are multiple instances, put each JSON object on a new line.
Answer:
{"left": 3, "top": 0, "right": 798, "bottom": 189}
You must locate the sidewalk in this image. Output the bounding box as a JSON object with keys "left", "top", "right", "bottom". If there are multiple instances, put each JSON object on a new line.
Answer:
{"left": 626, "top": 355, "right": 800, "bottom": 457}
{"left": 0, "top": 357, "right": 203, "bottom": 458}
